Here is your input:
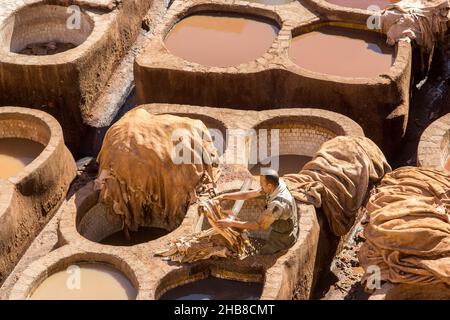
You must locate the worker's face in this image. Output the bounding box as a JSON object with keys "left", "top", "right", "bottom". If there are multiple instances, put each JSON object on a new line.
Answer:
{"left": 260, "top": 176, "right": 275, "bottom": 194}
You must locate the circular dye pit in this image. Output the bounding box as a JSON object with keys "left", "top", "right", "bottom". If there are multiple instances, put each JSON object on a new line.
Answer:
{"left": 0, "top": 4, "right": 94, "bottom": 56}
{"left": 100, "top": 227, "right": 169, "bottom": 246}
{"left": 77, "top": 203, "right": 170, "bottom": 246}
{"left": 289, "top": 26, "right": 394, "bottom": 78}
{"left": 164, "top": 13, "right": 279, "bottom": 67}
{"left": 248, "top": 115, "right": 343, "bottom": 176}
{"left": 160, "top": 277, "right": 263, "bottom": 300}
{"left": 30, "top": 263, "right": 137, "bottom": 300}
{"left": 326, "top": 0, "right": 399, "bottom": 10}
{"left": 0, "top": 138, "right": 44, "bottom": 179}
{"left": 249, "top": 154, "right": 312, "bottom": 176}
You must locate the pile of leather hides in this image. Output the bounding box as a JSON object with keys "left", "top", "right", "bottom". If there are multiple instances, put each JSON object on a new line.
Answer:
{"left": 283, "top": 136, "right": 392, "bottom": 236}
{"left": 155, "top": 199, "right": 254, "bottom": 263}
{"left": 95, "top": 107, "right": 220, "bottom": 232}
{"left": 381, "top": 0, "right": 449, "bottom": 53}
{"left": 359, "top": 167, "right": 450, "bottom": 287}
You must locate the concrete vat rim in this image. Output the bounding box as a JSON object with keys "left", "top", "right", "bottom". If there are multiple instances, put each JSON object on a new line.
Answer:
{"left": 302, "top": 0, "right": 393, "bottom": 15}
{"left": 286, "top": 20, "right": 409, "bottom": 84}
{"left": 8, "top": 246, "right": 153, "bottom": 300}
{"left": 58, "top": 181, "right": 186, "bottom": 251}
{"left": 0, "top": 106, "right": 64, "bottom": 185}
{"left": 0, "top": 1, "right": 112, "bottom": 65}
{"left": 141, "top": 1, "right": 286, "bottom": 70}
{"left": 154, "top": 262, "right": 265, "bottom": 300}
{"left": 0, "top": 106, "right": 77, "bottom": 287}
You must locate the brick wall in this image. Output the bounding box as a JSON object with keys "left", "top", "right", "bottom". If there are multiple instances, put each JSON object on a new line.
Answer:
{"left": 254, "top": 121, "right": 337, "bottom": 158}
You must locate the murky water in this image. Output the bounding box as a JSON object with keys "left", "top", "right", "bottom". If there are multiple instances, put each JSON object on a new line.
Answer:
{"left": 0, "top": 138, "right": 45, "bottom": 179}
{"left": 165, "top": 13, "right": 279, "bottom": 67}
{"left": 160, "top": 277, "right": 263, "bottom": 300}
{"left": 19, "top": 42, "right": 76, "bottom": 55}
{"left": 100, "top": 227, "right": 169, "bottom": 246}
{"left": 30, "top": 263, "right": 136, "bottom": 300}
{"left": 289, "top": 26, "right": 394, "bottom": 78}
{"left": 326, "top": 0, "right": 399, "bottom": 10}
{"left": 249, "top": 154, "right": 312, "bottom": 176}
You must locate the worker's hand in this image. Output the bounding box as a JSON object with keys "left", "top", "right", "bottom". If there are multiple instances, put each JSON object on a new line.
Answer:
{"left": 221, "top": 209, "right": 234, "bottom": 216}
{"left": 217, "top": 218, "right": 234, "bottom": 229}
{"left": 214, "top": 194, "right": 224, "bottom": 202}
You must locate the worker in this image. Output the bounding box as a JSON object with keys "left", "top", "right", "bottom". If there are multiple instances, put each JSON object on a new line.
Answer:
{"left": 215, "top": 169, "right": 298, "bottom": 255}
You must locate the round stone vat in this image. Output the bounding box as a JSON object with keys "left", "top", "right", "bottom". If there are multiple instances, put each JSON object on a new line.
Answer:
{"left": 417, "top": 113, "right": 450, "bottom": 172}
{"left": 0, "top": 109, "right": 52, "bottom": 180}
{"left": 156, "top": 264, "right": 264, "bottom": 300}
{"left": 370, "top": 282, "right": 450, "bottom": 300}
{"left": 0, "top": 107, "right": 76, "bottom": 286}
{"left": 75, "top": 197, "right": 171, "bottom": 246}
{"left": 325, "top": 0, "right": 399, "bottom": 10}
{"left": 0, "top": 4, "right": 94, "bottom": 56}
{"left": 30, "top": 263, "right": 136, "bottom": 300}
{"left": 0, "top": 138, "right": 44, "bottom": 179}
{"left": 164, "top": 12, "right": 280, "bottom": 67}
{"left": 8, "top": 249, "right": 146, "bottom": 300}
{"left": 248, "top": 110, "right": 364, "bottom": 176}
{"left": 289, "top": 24, "right": 395, "bottom": 78}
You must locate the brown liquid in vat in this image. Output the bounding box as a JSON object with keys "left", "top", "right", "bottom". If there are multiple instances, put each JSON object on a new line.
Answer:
{"left": 30, "top": 264, "right": 136, "bottom": 300}
{"left": 160, "top": 277, "right": 262, "bottom": 300}
{"left": 100, "top": 227, "right": 169, "bottom": 246}
{"left": 289, "top": 26, "right": 394, "bottom": 78}
{"left": 164, "top": 13, "right": 279, "bottom": 67}
{"left": 326, "top": 0, "right": 399, "bottom": 10}
{"left": 250, "top": 154, "right": 312, "bottom": 176}
{"left": 19, "top": 42, "right": 76, "bottom": 56}
{"left": 0, "top": 138, "right": 45, "bottom": 179}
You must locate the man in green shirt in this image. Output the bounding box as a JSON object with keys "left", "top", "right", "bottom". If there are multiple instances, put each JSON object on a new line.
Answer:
{"left": 215, "top": 170, "right": 299, "bottom": 255}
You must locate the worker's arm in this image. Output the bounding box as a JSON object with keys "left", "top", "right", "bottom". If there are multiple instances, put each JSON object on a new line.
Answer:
{"left": 217, "top": 219, "right": 261, "bottom": 231}
{"left": 215, "top": 188, "right": 262, "bottom": 201}
{"left": 217, "top": 207, "right": 277, "bottom": 231}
